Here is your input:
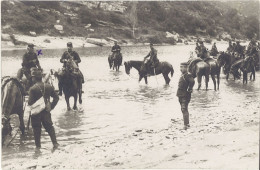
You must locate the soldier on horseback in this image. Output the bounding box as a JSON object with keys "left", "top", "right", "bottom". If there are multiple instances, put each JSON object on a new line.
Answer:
{"left": 58, "top": 42, "right": 84, "bottom": 96}
{"left": 210, "top": 42, "right": 218, "bottom": 56}
{"left": 143, "top": 43, "right": 159, "bottom": 74}
{"left": 198, "top": 41, "right": 208, "bottom": 59}
{"left": 17, "top": 43, "right": 42, "bottom": 89}
{"left": 111, "top": 41, "right": 121, "bottom": 60}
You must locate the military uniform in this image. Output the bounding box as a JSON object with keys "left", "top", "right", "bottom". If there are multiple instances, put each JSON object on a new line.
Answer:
{"left": 176, "top": 63, "right": 195, "bottom": 128}
{"left": 198, "top": 42, "right": 208, "bottom": 59}
{"left": 144, "top": 45, "right": 159, "bottom": 73}
{"left": 59, "top": 42, "right": 84, "bottom": 95}
{"left": 28, "top": 69, "right": 59, "bottom": 149}
{"left": 17, "top": 44, "right": 41, "bottom": 88}
{"left": 111, "top": 44, "right": 121, "bottom": 58}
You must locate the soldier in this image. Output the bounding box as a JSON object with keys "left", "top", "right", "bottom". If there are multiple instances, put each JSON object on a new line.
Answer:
{"left": 195, "top": 42, "right": 200, "bottom": 57}
{"left": 17, "top": 43, "right": 42, "bottom": 88}
{"left": 176, "top": 62, "right": 195, "bottom": 130}
{"left": 143, "top": 43, "right": 159, "bottom": 73}
{"left": 28, "top": 69, "right": 59, "bottom": 151}
{"left": 198, "top": 41, "right": 208, "bottom": 59}
{"left": 227, "top": 40, "right": 233, "bottom": 53}
{"left": 59, "top": 42, "right": 84, "bottom": 96}
{"left": 211, "top": 42, "right": 218, "bottom": 56}
{"left": 111, "top": 41, "right": 121, "bottom": 59}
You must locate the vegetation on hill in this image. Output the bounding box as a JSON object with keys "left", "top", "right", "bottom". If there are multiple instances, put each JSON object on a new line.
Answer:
{"left": 1, "top": 1, "right": 259, "bottom": 44}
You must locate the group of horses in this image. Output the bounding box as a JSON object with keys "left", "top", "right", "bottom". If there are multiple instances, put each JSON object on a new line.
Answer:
{"left": 109, "top": 50, "right": 256, "bottom": 91}
{"left": 1, "top": 45, "right": 258, "bottom": 146}
{"left": 1, "top": 59, "right": 82, "bottom": 145}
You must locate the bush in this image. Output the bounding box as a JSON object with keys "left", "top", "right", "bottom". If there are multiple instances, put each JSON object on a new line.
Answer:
{"left": 148, "top": 35, "right": 162, "bottom": 44}
{"left": 14, "top": 19, "right": 44, "bottom": 34}
{"left": 164, "top": 38, "right": 176, "bottom": 45}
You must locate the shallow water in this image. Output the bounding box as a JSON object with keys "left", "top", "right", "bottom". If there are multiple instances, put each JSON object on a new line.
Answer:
{"left": 1, "top": 43, "right": 259, "bottom": 167}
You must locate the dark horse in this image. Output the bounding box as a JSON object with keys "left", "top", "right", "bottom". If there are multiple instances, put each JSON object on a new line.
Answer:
{"left": 230, "top": 56, "right": 256, "bottom": 84}
{"left": 1, "top": 77, "right": 25, "bottom": 145}
{"left": 217, "top": 52, "right": 240, "bottom": 80}
{"left": 188, "top": 58, "right": 210, "bottom": 90}
{"left": 204, "top": 57, "right": 221, "bottom": 90}
{"left": 108, "top": 52, "right": 123, "bottom": 71}
{"left": 54, "top": 59, "right": 82, "bottom": 111}
{"left": 124, "top": 60, "right": 174, "bottom": 85}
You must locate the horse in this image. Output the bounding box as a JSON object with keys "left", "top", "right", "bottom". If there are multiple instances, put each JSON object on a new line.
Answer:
{"left": 230, "top": 56, "right": 256, "bottom": 84}
{"left": 188, "top": 58, "right": 210, "bottom": 90}
{"left": 124, "top": 60, "right": 174, "bottom": 85}
{"left": 108, "top": 52, "right": 123, "bottom": 71}
{"left": 1, "top": 77, "right": 25, "bottom": 145}
{"left": 204, "top": 57, "right": 221, "bottom": 90}
{"left": 53, "top": 59, "right": 82, "bottom": 111}
{"left": 217, "top": 52, "right": 240, "bottom": 80}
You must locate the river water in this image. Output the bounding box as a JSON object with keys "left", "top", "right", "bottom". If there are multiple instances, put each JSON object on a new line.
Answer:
{"left": 1, "top": 43, "right": 259, "bottom": 168}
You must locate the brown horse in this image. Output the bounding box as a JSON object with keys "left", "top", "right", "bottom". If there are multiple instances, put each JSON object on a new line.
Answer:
{"left": 108, "top": 52, "right": 123, "bottom": 71}
{"left": 1, "top": 77, "right": 25, "bottom": 145}
{"left": 204, "top": 57, "right": 221, "bottom": 90}
{"left": 217, "top": 52, "right": 240, "bottom": 80}
{"left": 53, "top": 59, "right": 82, "bottom": 111}
{"left": 188, "top": 58, "right": 210, "bottom": 90}
{"left": 124, "top": 60, "right": 174, "bottom": 85}
{"left": 230, "top": 56, "right": 256, "bottom": 84}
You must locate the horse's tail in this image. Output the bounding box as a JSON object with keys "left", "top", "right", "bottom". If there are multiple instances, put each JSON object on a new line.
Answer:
{"left": 170, "top": 65, "right": 174, "bottom": 77}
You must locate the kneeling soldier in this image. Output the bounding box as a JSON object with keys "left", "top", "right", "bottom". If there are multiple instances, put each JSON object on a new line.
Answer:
{"left": 176, "top": 62, "right": 195, "bottom": 130}
{"left": 28, "top": 69, "right": 59, "bottom": 151}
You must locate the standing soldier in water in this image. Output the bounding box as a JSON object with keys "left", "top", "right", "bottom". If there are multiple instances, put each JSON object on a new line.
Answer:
{"left": 28, "top": 69, "right": 59, "bottom": 152}
{"left": 176, "top": 62, "right": 195, "bottom": 130}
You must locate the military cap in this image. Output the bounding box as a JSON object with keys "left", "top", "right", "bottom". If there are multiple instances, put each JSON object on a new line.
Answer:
{"left": 150, "top": 43, "right": 153, "bottom": 46}
{"left": 67, "top": 42, "right": 73, "bottom": 47}
{"left": 28, "top": 43, "right": 34, "bottom": 48}
{"left": 31, "top": 68, "right": 42, "bottom": 78}
{"left": 199, "top": 41, "right": 204, "bottom": 44}
{"left": 180, "top": 62, "right": 189, "bottom": 66}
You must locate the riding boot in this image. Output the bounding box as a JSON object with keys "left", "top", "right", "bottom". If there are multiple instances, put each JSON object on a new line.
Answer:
{"left": 33, "top": 128, "right": 41, "bottom": 149}
{"left": 47, "top": 127, "right": 59, "bottom": 149}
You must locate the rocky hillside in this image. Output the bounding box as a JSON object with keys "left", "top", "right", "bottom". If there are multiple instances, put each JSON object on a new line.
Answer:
{"left": 1, "top": 1, "right": 259, "bottom": 45}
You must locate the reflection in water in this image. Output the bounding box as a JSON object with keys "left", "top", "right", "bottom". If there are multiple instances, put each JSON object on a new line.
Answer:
{"left": 1, "top": 44, "right": 260, "bottom": 166}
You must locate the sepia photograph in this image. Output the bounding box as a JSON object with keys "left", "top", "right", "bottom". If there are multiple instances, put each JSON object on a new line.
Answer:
{"left": 1, "top": 0, "right": 259, "bottom": 169}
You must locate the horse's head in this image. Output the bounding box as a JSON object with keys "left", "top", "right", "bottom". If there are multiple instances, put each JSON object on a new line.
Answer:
{"left": 217, "top": 51, "right": 228, "bottom": 67}
{"left": 124, "top": 61, "right": 132, "bottom": 75}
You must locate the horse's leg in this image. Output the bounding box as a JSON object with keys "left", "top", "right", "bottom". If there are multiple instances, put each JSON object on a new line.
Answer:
{"left": 18, "top": 111, "right": 25, "bottom": 135}
{"left": 144, "top": 76, "right": 148, "bottom": 84}
{"left": 139, "top": 75, "right": 144, "bottom": 83}
{"left": 226, "top": 72, "right": 229, "bottom": 80}
{"left": 211, "top": 74, "right": 216, "bottom": 91}
{"left": 205, "top": 74, "right": 209, "bottom": 90}
{"left": 163, "top": 74, "right": 170, "bottom": 85}
{"left": 65, "top": 96, "right": 71, "bottom": 111}
{"left": 197, "top": 74, "right": 202, "bottom": 90}
{"left": 217, "top": 73, "right": 220, "bottom": 90}
{"left": 73, "top": 94, "right": 78, "bottom": 110}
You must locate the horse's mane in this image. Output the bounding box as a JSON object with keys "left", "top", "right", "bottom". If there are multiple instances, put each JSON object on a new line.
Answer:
{"left": 1, "top": 76, "right": 25, "bottom": 95}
